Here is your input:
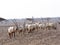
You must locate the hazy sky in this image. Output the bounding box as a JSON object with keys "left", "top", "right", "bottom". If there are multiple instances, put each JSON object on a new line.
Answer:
{"left": 0, "top": 0, "right": 60, "bottom": 19}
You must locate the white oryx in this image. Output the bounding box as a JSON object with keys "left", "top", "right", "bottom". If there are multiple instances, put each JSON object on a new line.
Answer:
{"left": 8, "top": 26, "right": 17, "bottom": 38}
{"left": 34, "top": 22, "right": 39, "bottom": 30}
{"left": 46, "top": 22, "right": 57, "bottom": 30}
{"left": 8, "top": 26, "right": 24, "bottom": 38}
{"left": 25, "top": 24, "right": 33, "bottom": 33}
{"left": 32, "top": 23, "right": 37, "bottom": 30}
{"left": 38, "top": 23, "right": 46, "bottom": 30}
{"left": 25, "top": 23, "right": 38, "bottom": 33}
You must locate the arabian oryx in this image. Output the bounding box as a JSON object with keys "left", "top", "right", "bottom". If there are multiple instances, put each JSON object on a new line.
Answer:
{"left": 25, "top": 23, "right": 34, "bottom": 33}
{"left": 46, "top": 22, "right": 57, "bottom": 30}
{"left": 8, "top": 26, "right": 17, "bottom": 38}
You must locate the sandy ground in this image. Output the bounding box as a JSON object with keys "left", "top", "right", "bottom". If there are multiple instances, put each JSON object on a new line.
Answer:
{"left": 0, "top": 23, "right": 60, "bottom": 45}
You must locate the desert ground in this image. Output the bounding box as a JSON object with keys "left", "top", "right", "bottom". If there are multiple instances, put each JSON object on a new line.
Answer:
{"left": 0, "top": 18, "right": 60, "bottom": 45}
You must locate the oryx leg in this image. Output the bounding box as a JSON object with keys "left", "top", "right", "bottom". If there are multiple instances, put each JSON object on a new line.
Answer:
{"left": 12, "top": 31, "right": 15, "bottom": 37}
{"left": 9, "top": 33, "right": 12, "bottom": 39}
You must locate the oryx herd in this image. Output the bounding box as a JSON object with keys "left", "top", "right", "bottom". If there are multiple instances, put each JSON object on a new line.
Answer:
{"left": 8, "top": 22, "right": 57, "bottom": 39}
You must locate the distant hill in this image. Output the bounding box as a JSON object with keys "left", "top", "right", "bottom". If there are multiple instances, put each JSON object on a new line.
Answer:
{"left": 0, "top": 17, "right": 6, "bottom": 21}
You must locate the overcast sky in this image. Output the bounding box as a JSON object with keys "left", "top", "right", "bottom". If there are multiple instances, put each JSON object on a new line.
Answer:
{"left": 0, "top": 0, "right": 60, "bottom": 19}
